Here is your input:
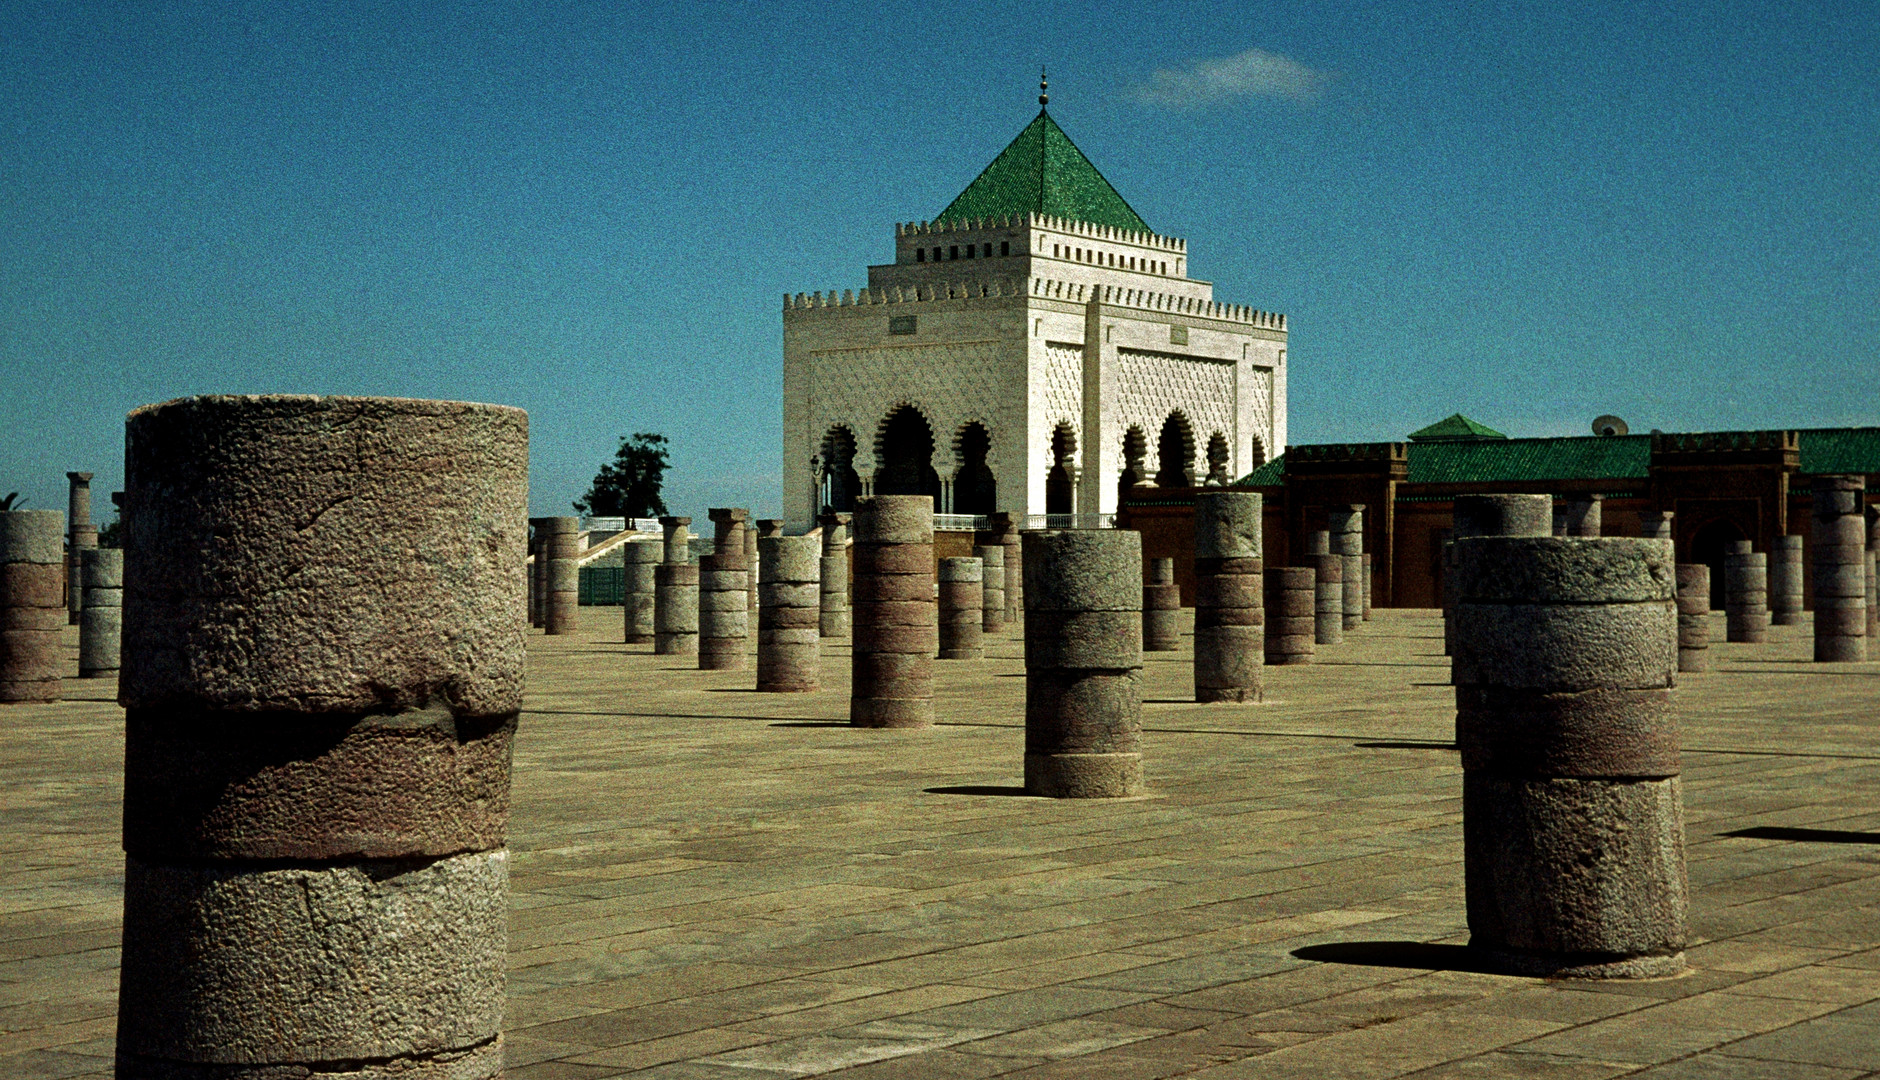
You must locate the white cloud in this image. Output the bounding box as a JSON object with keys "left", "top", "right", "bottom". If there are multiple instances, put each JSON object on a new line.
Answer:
{"left": 1130, "top": 47, "right": 1331, "bottom": 108}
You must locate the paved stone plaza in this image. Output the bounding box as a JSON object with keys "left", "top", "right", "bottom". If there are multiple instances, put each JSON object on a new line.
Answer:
{"left": 4, "top": 607, "right": 1880, "bottom": 1078}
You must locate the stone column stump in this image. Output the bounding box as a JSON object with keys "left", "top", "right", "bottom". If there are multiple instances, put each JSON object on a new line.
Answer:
{"left": 976, "top": 544, "right": 1007, "bottom": 635}
{"left": 654, "top": 517, "right": 698, "bottom": 656}
{"left": 1328, "top": 505, "right": 1364, "bottom": 630}
{"left": 1023, "top": 529, "right": 1143, "bottom": 797}
{"left": 1446, "top": 495, "right": 1554, "bottom": 656}
{"left": 818, "top": 511, "right": 851, "bottom": 638}
{"left": 986, "top": 511, "right": 1022, "bottom": 624}
{"left": 699, "top": 508, "right": 751, "bottom": 671}
{"left": 1361, "top": 552, "right": 1373, "bottom": 621}
{"left": 851, "top": 496, "right": 935, "bottom": 728}
{"left": 1309, "top": 530, "right": 1343, "bottom": 646}
{"left": 1812, "top": 476, "right": 1867, "bottom": 662}
{"left": 745, "top": 525, "right": 759, "bottom": 616}
{"left": 1675, "top": 564, "right": 1711, "bottom": 673}
{"left": 1564, "top": 494, "right": 1604, "bottom": 537}
{"left": 0, "top": 509, "right": 65, "bottom": 702}
{"left": 1770, "top": 536, "right": 1804, "bottom": 627}
{"left": 1142, "top": 557, "right": 1181, "bottom": 652}
{"left": 1195, "top": 491, "right": 1263, "bottom": 703}
{"left": 115, "top": 395, "right": 525, "bottom": 1078}
{"left": 1454, "top": 535, "right": 1687, "bottom": 979}
{"left": 757, "top": 533, "right": 820, "bottom": 692}
{"left": 527, "top": 519, "right": 547, "bottom": 629}
{"left": 1868, "top": 518, "right": 1879, "bottom": 642}
{"left": 542, "top": 516, "right": 578, "bottom": 635}
{"left": 937, "top": 557, "right": 984, "bottom": 660}
{"left": 622, "top": 541, "right": 658, "bottom": 644}
{"left": 1263, "top": 567, "right": 1315, "bottom": 665}
{"left": 67, "top": 471, "right": 96, "bottom": 625}
{"left": 1723, "top": 541, "right": 1768, "bottom": 644}
{"left": 79, "top": 547, "right": 123, "bottom": 678}
{"left": 1639, "top": 510, "right": 1674, "bottom": 541}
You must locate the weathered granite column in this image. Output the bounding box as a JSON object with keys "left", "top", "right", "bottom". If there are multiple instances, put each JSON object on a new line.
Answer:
{"left": 1328, "top": 505, "right": 1364, "bottom": 630}
{"left": 1724, "top": 540, "right": 1768, "bottom": 643}
{"left": 745, "top": 524, "right": 759, "bottom": 616}
{"left": 1563, "top": 494, "right": 1603, "bottom": 537}
{"left": 1023, "top": 529, "right": 1142, "bottom": 797}
{"left": 1812, "top": 476, "right": 1867, "bottom": 662}
{"left": 67, "top": 471, "right": 97, "bottom": 625}
{"left": 1454, "top": 535, "right": 1686, "bottom": 978}
{"left": 542, "top": 516, "right": 579, "bottom": 635}
{"left": 0, "top": 509, "right": 65, "bottom": 702}
{"left": 528, "top": 519, "right": 547, "bottom": 629}
{"left": 851, "top": 496, "right": 935, "bottom": 728}
{"left": 1445, "top": 495, "right": 1554, "bottom": 656}
{"left": 756, "top": 532, "right": 820, "bottom": 692}
{"left": 116, "top": 395, "right": 524, "bottom": 1078}
{"left": 622, "top": 541, "right": 658, "bottom": 644}
{"left": 938, "top": 557, "right": 984, "bottom": 660}
{"left": 654, "top": 516, "right": 698, "bottom": 656}
{"left": 79, "top": 547, "right": 123, "bottom": 678}
{"left": 1309, "top": 531, "right": 1343, "bottom": 646}
{"left": 1361, "top": 552, "right": 1373, "bottom": 621}
{"left": 1675, "top": 564, "right": 1710, "bottom": 673}
{"left": 1639, "top": 510, "right": 1674, "bottom": 542}
{"left": 1264, "top": 567, "right": 1315, "bottom": 665}
{"left": 1769, "top": 536, "right": 1804, "bottom": 627}
{"left": 699, "top": 508, "right": 751, "bottom": 670}
{"left": 976, "top": 544, "right": 1007, "bottom": 635}
{"left": 818, "top": 511, "right": 851, "bottom": 638}
{"left": 1869, "top": 517, "right": 1880, "bottom": 642}
{"left": 1195, "top": 491, "right": 1263, "bottom": 703}
{"left": 1143, "top": 557, "right": 1180, "bottom": 652}
{"left": 986, "top": 511, "right": 1023, "bottom": 624}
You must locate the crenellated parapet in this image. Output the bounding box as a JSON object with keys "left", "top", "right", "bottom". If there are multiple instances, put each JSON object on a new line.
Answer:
{"left": 1651, "top": 430, "right": 1798, "bottom": 455}
{"left": 785, "top": 276, "right": 1283, "bottom": 329}
{"left": 1287, "top": 442, "right": 1409, "bottom": 465}
{"left": 896, "top": 212, "right": 1186, "bottom": 253}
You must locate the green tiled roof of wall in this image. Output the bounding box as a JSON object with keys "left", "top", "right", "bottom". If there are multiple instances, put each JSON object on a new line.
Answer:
{"left": 1241, "top": 456, "right": 1286, "bottom": 485}
{"left": 1798, "top": 428, "right": 1880, "bottom": 475}
{"left": 935, "top": 111, "right": 1150, "bottom": 233}
{"left": 1408, "top": 435, "right": 1651, "bottom": 484}
{"left": 1407, "top": 413, "right": 1507, "bottom": 441}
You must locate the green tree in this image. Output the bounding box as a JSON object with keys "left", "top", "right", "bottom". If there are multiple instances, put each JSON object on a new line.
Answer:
{"left": 575, "top": 432, "right": 670, "bottom": 518}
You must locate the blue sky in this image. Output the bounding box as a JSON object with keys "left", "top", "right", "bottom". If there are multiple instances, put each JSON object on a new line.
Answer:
{"left": 3, "top": 1, "right": 1874, "bottom": 521}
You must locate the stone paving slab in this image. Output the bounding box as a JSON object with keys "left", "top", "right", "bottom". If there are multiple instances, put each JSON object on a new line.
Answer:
{"left": 3, "top": 609, "right": 1879, "bottom": 1077}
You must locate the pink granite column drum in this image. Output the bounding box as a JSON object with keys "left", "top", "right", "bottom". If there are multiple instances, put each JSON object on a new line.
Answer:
{"left": 1453, "top": 536, "right": 1686, "bottom": 979}
{"left": 67, "top": 471, "right": 96, "bottom": 625}
{"left": 699, "top": 508, "right": 751, "bottom": 671}
{"left": 79, "top": 547, "right": 123, "bottom": 678}
{"left": 654, "top": 517, "right": 698, "bottom": 656}
{"left": 1142, "top": 557, "right": 1181, "bottom": 652}
{"left": 1723, "top": 540, "right": 1768, "bottom": 644}
{"left": 986, "top": 511, "right": 1023, "bottom": 624}
{"left": 1769, "top": 536, "right": 1804, "bottom": 627}
{"left": 542, "top": 516, "right": 579, "bottom": 636}
{"left": 1812, "top": 476, "right": 1867, "bottom": 662}
{"left": 1263, "top": 567, "right": 1315, "bottom": 665}
{"left": 937, "top": 557, "right": 984, "bottom": 660}
{"left": 1328, "top": 505, "right": 1364, "bottom": 630}
{"left": 622, "top": 540, "right": 658, "bottom": 644}
{"left": 1309, "top": 531, "right": 1343, "bottom": 647}
{"left": 1445, "top": 495, "right": 1554, "bottom": 656}
{"left": 850, "top": 496, "right": 935, "bottom": 729}
{"left": 527, "top": 519, "right": 547, "bottom": 629}
{"left": 976, "top": 543, "right": 1007, "bottom": 635}
{"left": 756, "top": 532, "right": 820, "bottom": 692}
{"left": 115, "top": 395, "right": 525, "bottom": 1079}
{"left": 1, "top": 509, "right": 65, "bottom": 702}
{"left": 1676, "top": 564, "right": 1711, "bottom": 673}
{"left": 1563, "top": 494, "right": 1603, "bottom": 537}
{"left": 818, "top": 511, "right": 850, "bottom": 638}
{"left": 1023, "top": 528, "right": 1143, "bottom": 797}
{"left": 1195, "top": 491, "right": 1263, "bottom": 703}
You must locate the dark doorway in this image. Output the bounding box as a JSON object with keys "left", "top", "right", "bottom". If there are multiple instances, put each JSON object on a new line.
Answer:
{"left": 1690, "top": 518, "right": 1747, "bottom": 607}
{"left": 1156, "top": 412, "right": 1196, "bottom": 488}
{"left": 954, "top": 422, "right": 996, "bottom": 515}
{"left": 1118, "top": 425, "right": 1149, "bottom": 503}
{"left": 1204, "top": 431, "right": 1230, "bottom": 485}
{"left": 1046, "top": 422, "right": 1076, "bottom": 514}
{"left": 875, "top": 406, "right": 940, "bottom": 502}
{"left": 819, "top": 426, "right": 860, "bottom": 513}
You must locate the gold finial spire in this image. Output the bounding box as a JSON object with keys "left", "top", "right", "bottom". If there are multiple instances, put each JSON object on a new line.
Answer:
{"left": 1039, "top": 67, "right": 1049, "bottom": 108}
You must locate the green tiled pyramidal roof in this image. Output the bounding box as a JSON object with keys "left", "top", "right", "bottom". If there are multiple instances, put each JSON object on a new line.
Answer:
{"left": 935, "top": 110, "right": 1150, "bottom": 233}
{"left": 1408, "top": 413, "right": 1507, "bottom": 441}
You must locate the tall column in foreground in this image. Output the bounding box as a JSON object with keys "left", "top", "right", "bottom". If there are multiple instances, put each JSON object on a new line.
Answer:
{"left": 1812, "top": 476, "right": 1867, "bottom": 662}
{"left": 1454, "top": 535, "right": 1686, "bottom": 979}
{"left": 79, "top": 547, "right": 123, "bottom": 678}
{"left": 0, "top": 510, "right": 65, "bottom": 702}
{"left": 1194, "top": 491, "right": 1262, "bottom": 703}
{"left": 851, "top": 496, "right": 935, "bottom": 728}
{"left": 116, "top": 395, "right": 524, "bottom": 1078}
{"left": 1023, "top": 529, "right": 1142, "bottom": 797}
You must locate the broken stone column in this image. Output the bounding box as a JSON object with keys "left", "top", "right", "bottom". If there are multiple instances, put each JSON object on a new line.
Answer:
{"left": 1328, "top": 505, "right": 1364, "bottom": 630}
{"left": 1195, "top": 491, "right": 1262, "bottom": 703}
{"left": 699, "top": 508, "right": 751, "bottom": 671}
{"left": 1723, "top": 541, "right": 1768, "bottom": 643}
{"left": 937, "top": 557, "right": 984, "bottom": 660}
{"left": 976, "top": 543, "right": 1007, "bottom": 635}
{"left": 757, "top": 532, "right": 819, "bottom": 692}
{"left": 1869, "top": 518, "right": 1879, "bottom": 642}
{"left": 1, "top": 509, "right": 65, "bottom": 702}
{"left": 1264, "top": 567, "right": 1315, "bottom": 665}
{"left": 1361, "top": 552, "right": 1373, "bottom": 621}
{"left": 746, "top": 524, "right": 759, "bottom": 616}
{"left": 79, "top": 547, "right": 123, "bottom": 678}
{"left": 1675, "top": 564, "right": 1710, "bottom": 673}
{"left": 654, "top": 516, "right": 698, "bottom": 656}
{"left": 116, "top": 395, "right": 524, "bottom": 1078}
{"left": 1446, "top": 495, "right": 1554, "bottom": 655}
{"left": 542, "top": 516, "right": 579, "bottom": 636}
{"left": 1563, "top": 494, "right": 1603, "bottom": 537}
{"left": 1309, "top": 531, "right": 1343, "bottom": 646}
{"left": 1142, "top": 557, "right": 1180, "bottom": 652}
{"left": 1812, "top": 476, "right": 1867, "bottom": 662}
{"left": 527, "top": 519, "right": 546, "bottom": 629}
{"left": 851, "top": 496, "right": 934, "bottom": 728}
{"left": 1638, "top": 510, "right": 1674, "bottom": 542}
{"left": 622, "top": 541, "right": 658, "bottom": 644}
{"left": 1023, "top": 528, "right": 1142, "bottom": 797}
{"left": 986, "top": 511, "right": 1022, "bottom": 624}
{"left": 1769, "top": 536, "right": 1804, "bottom": 627}
{"left": 1453, "top": 535, "right": 1686, "bottom": 979}
{"left": 67, "top": 471, "right": 96, "bottom": 625}
{"left": 818, "top": 511, "right": 850, "bottom": 638}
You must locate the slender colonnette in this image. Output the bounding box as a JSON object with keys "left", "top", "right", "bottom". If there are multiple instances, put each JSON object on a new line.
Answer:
{"left": 699, "top": 508, "right": 750, "bottom": 670}
{"left": 1263, "top": 567, "right": 1314, "bottom": 665}
{"left": 756, "top": 530, "right": 820, "bottom": 692}
{"left": 1328, "top": 504, "right": 1364, "bottom": 630}
{"left": 654, "top": 516, "right": 698, "bottom": 656}
{"left": 67, "top": 471, "right": 96, "bottom": 625}
{"left": 542, "top": 516, "right": 578, "bottom": 635}
{"left": 937, "top": 556, "right": 984, "bottom": 660}
{"left": 1639, "top": 510, "right": 1674, "bottom": 542}
{"left": 1142, "top": 556, "right": 1180, "bottom": 652}
{"left": 1723, "top": 540, "right": 1768, "bottom": 643}
{"left": 850, "top": 495, "right": 935, "bottom": 728}
{"left": 1675, "top": 564, "right": 1710, "bottom": 673}
{"left": 1812, "top": 475, "right": 1867, "bottom": 662}
{"left": 1769, "top": 536, "right": 1804, "bottom": 627}
{"left": 79, "top": 547, "right": 123, "bottom": 678}
{"left": 1563, "top": 494, "right": 1603, "bottom": 537}
{"left": 1194, "top": 491, "right": 1262, "bottom": 703}
{"left": 1023, "top": 528, "right": 1143, "bottom": 797}
{"left": 1453, "top": 535, "right": 1687, "bottom": 978}
{"left": 622, "top": 540, "right": 658, "bottom": 644}
{"left": 0, "top": 509, "right": 65, "bottom": 702}
{"left": 818, "top": 511, "right": 850, "bottom": 637}
{"left": 1445, "top": 494, "right": 1553, "bottom": 657}
{"left": 115, "top": 395, "right": 525, "bottom": 1078}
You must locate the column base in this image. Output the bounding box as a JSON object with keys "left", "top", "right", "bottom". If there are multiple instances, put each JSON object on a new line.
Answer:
{"left": 1025, "top": 752, "right": 1142, "bottom": 798}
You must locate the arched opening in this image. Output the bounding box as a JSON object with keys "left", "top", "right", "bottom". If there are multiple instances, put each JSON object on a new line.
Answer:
{"left": 1117, "top": 424, "right": 1149, "bottom": 503}
{"left": 1155, "top": 412, "right": 1196, "bottom": 489}
{"left": 874, "top": 405, "right": 940, "bottom": 502}
{"left": 819, "top": 426, "right": 860, "bottom": 513}
{"left": 953, "top": 422, "right": 996, "bottom": 516}
{"left": 1689, "top": 518, "right": 1747, "bottom": 608}
{"left": 1046, "top": 422, "right": 1077, "bottom": 515}
{"left": 1249, "top": 435, "right": 1267, "bottom": 470}
{"left": 1204, "top": 432, "right": 1230, "bottom": 486}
